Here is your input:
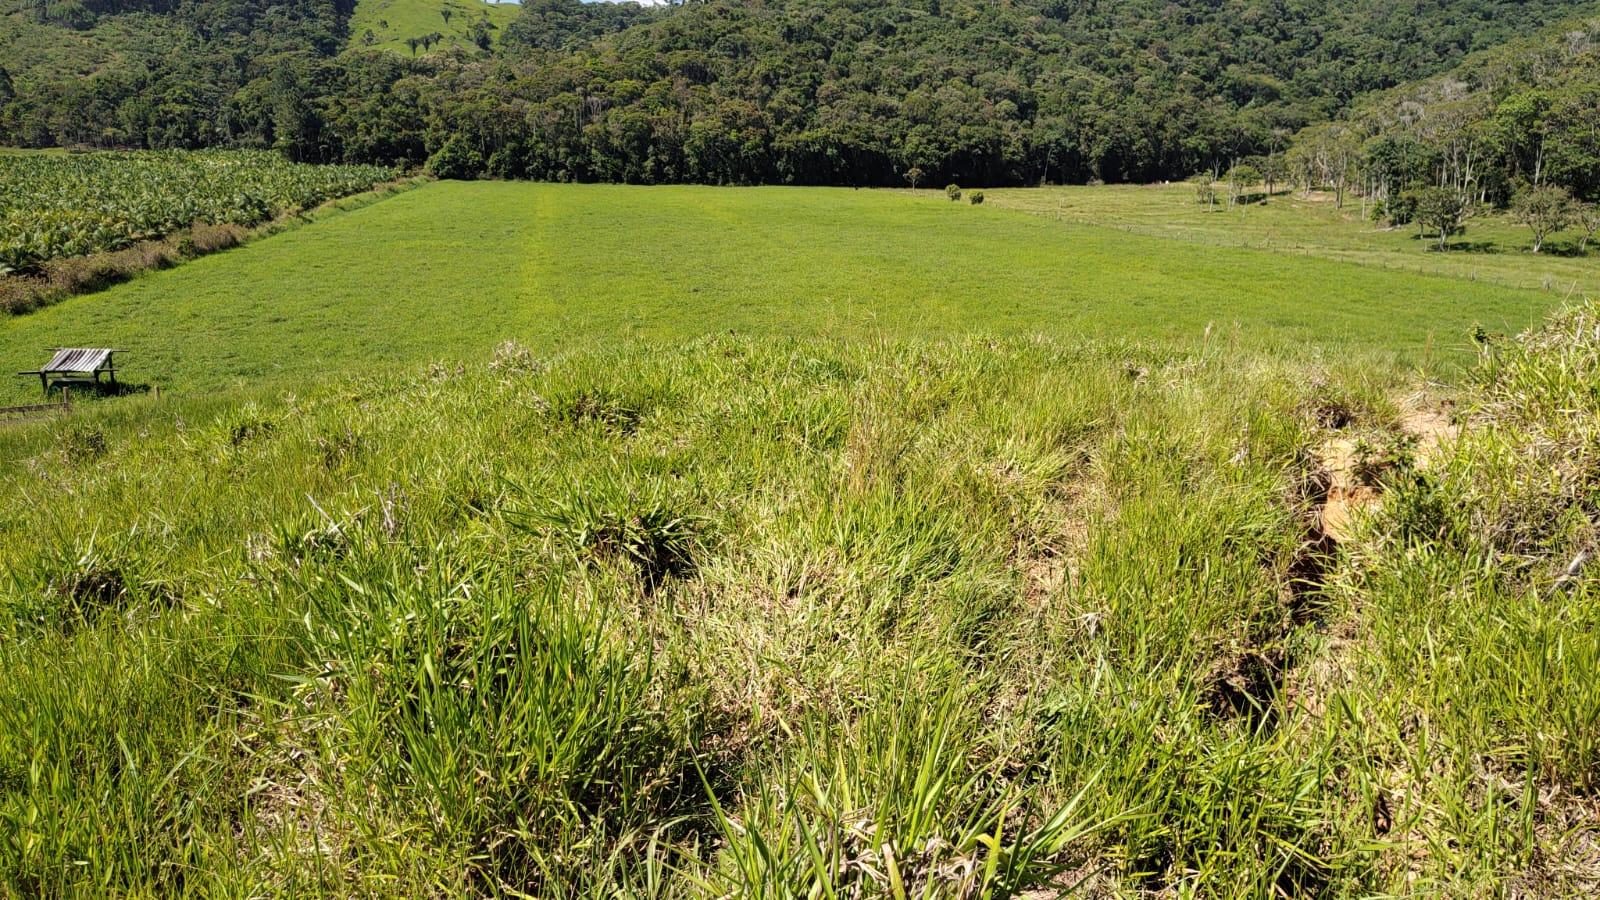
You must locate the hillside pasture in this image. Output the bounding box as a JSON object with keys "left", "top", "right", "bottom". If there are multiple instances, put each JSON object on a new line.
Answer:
{"left": 986, "top": 183, "right": 1600, "bottom": 295}
{"left": 3, "top": 309, "right": 1600, "bottom": 894}
{"left": 0, "top": 181, "right": 1555, "bottom": 404}
{"left": 1, "top": 178, "right": 1597, "bottom": 895}
{"left": 348, "top": 0, "right": 520, "bottom": 54}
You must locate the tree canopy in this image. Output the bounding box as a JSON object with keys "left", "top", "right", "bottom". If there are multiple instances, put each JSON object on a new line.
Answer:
{"left": 1284, "top": 18, "right": 1600, "bottom": 226}
{"left": 2, "top": 0, "right": 1597, "bottom": 185}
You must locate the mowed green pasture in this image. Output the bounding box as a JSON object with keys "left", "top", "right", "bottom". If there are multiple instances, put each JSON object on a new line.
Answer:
{"left": 0, "top": 182, "right": 1554, "bottom": 403}
{"left": 348, "top": 0, "right": 519, "bottom": 54}
{"left": 986, "top": 183, "right": 1600, "bottom": 294}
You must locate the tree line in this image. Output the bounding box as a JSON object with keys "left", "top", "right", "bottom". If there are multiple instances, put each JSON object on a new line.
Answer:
{"left": 1276, "top": 20, "right": 1600, "bottom": 250}
{"left": 1, "top": 0, "right": 1596, "bottom": 187}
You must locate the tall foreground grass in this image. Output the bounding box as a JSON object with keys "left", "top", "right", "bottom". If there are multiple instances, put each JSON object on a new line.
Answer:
{"left": 0, "top": 323, "right": 1596, "bottom": 896}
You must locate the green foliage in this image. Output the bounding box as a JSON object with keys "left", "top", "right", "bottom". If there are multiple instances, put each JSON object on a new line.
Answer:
{"left": 1414, "top": 187, "right": 1474, "bottom": 250}
{"left": 425, "top": 135, "right": 483, "bottom": 180}
{"left": 946, "top": 183, "right": 962, "bottom": 202}
{"left": 1294, "top": 19, "right": 1600, "bottom": 211}
{"left": 5, "top": 0, "right": 1598, "bottom": 185}
{"left": 0, "top": 151, "right": 391, "bottom": 274}
{"left": 1511, "top": 183, "right": 1576, "bottom": 252}
{"left": 1382, "top": 190, "right": 1419, "bottom": 226}
{"left": 968, "top": 190, "right": 985, "bottom": 205}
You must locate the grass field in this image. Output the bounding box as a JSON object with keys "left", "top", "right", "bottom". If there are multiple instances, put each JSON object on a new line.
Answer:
{"left": 0, "top": 182, "right": 1557, "bottom": 404}
{"left": 3, "top": 181, "right": 1598, "bottom": 895}
{"left": 986, "top": 183, "right": 1600, "bottom": 295}
{"left": 4, "top": 306, "right": 1599, "bottom": 895}
{"left": 348, "top": 0, "right": 520, "bottom": 54}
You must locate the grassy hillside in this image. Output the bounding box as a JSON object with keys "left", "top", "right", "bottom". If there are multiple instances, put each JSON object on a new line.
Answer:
{"left": 348, "top": 0, "right": 520, "bottom": 54}
{"left": 0, "top": 182, "right": 1555, "bottom": 404}
{"left": 0, "top": 7, "right": 145, "bottom": 87}
{"left": 986, "top": 184, "right": 1600, "bottom": 295}
{"left": 3, "top": 294, "right": 1599, "bottom": 893}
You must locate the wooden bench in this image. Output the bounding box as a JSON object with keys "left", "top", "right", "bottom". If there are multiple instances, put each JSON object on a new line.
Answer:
{"left": 17, "top": 348, "right": 124, "bottom": 394}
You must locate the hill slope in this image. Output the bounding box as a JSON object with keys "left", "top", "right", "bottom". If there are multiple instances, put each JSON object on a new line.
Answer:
{"left": 347, "top": 0, "right": 518, "bottom": 54}
{"left": 5, "top": 280, "right": 1599, "bottom": 894}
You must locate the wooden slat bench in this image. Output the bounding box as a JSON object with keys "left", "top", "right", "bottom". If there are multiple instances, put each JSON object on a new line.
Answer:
{"left": 17, "top": 348, "right": 123, "bottom": 394}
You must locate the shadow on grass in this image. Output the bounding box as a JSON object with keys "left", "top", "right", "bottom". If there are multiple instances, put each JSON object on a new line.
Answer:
{"left": 1410, "top": 235, "right": 1502, "bottom": 254}
{"left": 1540, "top": 242, "right": 1595, "bottom": 259}
{"left": 51, "top": 381, "right": 153, "bottom": 402}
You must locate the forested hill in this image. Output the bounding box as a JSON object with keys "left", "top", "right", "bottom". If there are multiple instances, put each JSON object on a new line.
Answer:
{"left": 1290, "top": 16, "right": 1600, "bottom": 208}
{"left": 1, "top": 0, "right": 1597, "bottom": 184}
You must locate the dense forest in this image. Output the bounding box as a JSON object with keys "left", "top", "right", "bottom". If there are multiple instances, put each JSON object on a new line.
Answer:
{"left": 1284, "top": 18, "right": 1600, "bottom": 242}
{"left": 1, "top": 0, "right": 1598, "bottom": 186}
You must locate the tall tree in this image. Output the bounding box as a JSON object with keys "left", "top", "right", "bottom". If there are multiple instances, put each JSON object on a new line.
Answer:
{"left": 1416, "top": 187, "right": 1473, "bottom": 251}
{"left": 1511, "top": 184, "right": 1575, "bottom": 253}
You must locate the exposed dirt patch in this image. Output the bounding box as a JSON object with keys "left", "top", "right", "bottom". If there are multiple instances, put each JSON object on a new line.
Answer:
{"left": 1317, "top": 435, "right": 1382, "bottom": 545}
{"left": 1281, "top": 392, "right": 1462, "bottom": 723}
{"left": 1314, "top": 393, "right": 1457, "bottom": 544}
{"left": 1397, "top": 393, "right": 1458, "bottom": 462}
{"left": 1210, "top": 392, "right": 1458, "bottom": 727}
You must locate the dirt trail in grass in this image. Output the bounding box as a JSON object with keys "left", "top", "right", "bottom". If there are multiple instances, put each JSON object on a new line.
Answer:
{"left": 1270, "top": 392, "right": 1460, "bottom": 729}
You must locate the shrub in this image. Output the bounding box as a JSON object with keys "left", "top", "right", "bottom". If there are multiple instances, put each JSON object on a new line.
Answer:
{"left": 0, "top": 274, "right": 43, "bottom": 313}
{"left": 60, "top": 424, "right": 107, "bottom": 462}
{"left": 426, "top": 135, "right": 485, "bottom": 180}
{"left": 968, "top": 190, "right": 985, "bottom": 205}
{"left": 945, "top": 184, "right": 962, "bottom": 202}
{"left": 47, "top": 256, "right": 127, "bottom": 296}
{"left": 186, "top": 222, "right": 244, "bottom": 254}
